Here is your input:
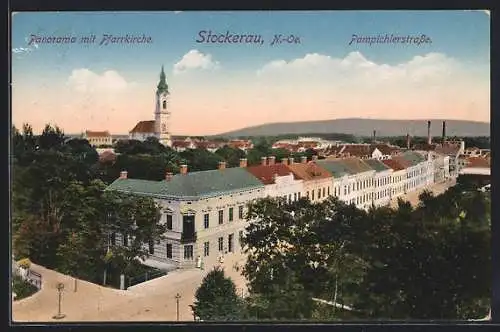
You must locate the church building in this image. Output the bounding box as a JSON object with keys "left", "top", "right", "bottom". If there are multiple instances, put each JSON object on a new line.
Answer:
{"left": 129, "top": 66, "right": 172, "bottom": 146}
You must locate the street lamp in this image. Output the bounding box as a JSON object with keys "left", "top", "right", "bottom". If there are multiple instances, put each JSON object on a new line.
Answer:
{"left": 175, "top": 293, "right": 181, "bottom": 321}
{"left": 52, "top": 283, "right": 66, "bottom": 320}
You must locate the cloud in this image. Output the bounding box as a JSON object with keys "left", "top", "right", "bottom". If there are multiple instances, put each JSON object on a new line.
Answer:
{"left": 67, "top": 68, "right": 130, "bottom": 93}
{"left": 173, "top": 49, "right": 219, "bottom": 74}
{"left": 12, "top": 36, "right": 39, "bottom": 56}
{"left": 257, "top": 51, "right": 462, "bottom": 86}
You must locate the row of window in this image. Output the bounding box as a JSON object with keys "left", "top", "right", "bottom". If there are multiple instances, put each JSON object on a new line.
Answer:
{"left": 164, "top": 205, "right": 246, "bottom": 231}
{"left": 306, "top": 186, "right": 330, "bottom": 201}
{"left": 199, "top": 231, "right": 244, "bottom": 259}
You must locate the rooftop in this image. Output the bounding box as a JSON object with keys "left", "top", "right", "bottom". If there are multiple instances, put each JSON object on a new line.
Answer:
{"left": 246, "top": 163, "right": 297, "bottom": 185}
{"left": 106, "top": 167, "right": 264, "bottom": 198}
{"left": 363, "top": 158, "right": 392, "bottom": 172}
{"left": 286, "top": 162, "right": 332, "bottom": 181}
{"left": 130, "top": 120, "right": 155, "bottom": 134}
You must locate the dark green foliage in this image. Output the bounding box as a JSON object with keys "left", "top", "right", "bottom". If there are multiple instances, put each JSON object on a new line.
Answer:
{"left": 241, "top": 189, "right": 490, "bottom": 320}
{"left": 191, "top": 267, "right": 246, "bottom": 321}
{"left": 12, "top": 275, "right": 39, "bottom": 300}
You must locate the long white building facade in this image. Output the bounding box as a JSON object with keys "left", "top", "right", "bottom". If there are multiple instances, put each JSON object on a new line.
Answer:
{"left": 106, "top": 149, "right": 451, "bottom": 271}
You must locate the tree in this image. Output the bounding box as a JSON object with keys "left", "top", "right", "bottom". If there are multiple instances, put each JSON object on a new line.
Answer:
{"left": 215, "top": 146, "right": 246, "bottom": 167}
{"left": 179, "top": 148, "right": 223, "bottom": 171}
{"left": 191, "top": 267, "right": 246, "bottom": 321}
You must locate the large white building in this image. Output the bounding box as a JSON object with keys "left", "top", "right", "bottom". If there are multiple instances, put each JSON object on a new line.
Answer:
{"left": 107, "top": 162, "right": 265, "bottom": 270}
{"left": 129, "top": 66, "right": 172, "bottom": 147}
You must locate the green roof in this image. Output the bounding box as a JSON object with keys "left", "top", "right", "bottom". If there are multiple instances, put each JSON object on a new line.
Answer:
{"left": 363, "top": 159, "right": 391, "bottom": 172}
{"left": 106, "top": 167, "right": 264, "bottom": 198}
{"left": 401, "top": 151, "right": 426, "bottom": 166}
{"left": 316, "top": 160, "right": 352, "bottom": 177}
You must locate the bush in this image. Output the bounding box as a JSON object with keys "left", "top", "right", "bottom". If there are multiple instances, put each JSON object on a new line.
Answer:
{"left": 18, "top": 258, "right": 32, "bottom": 269}
{"left": 12, "top": 275, "right": 38, "bottom": 300}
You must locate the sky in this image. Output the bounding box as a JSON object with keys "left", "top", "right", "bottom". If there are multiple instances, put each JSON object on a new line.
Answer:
{"left": 11, "top": 10, "right": 490, "bottom": 135}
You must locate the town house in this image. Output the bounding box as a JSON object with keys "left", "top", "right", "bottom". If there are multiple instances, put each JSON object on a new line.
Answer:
{"left": 285, "top": 156, "right": 333, "bottom": 203}
{"left": 340, "top": 158, "right": 376, "bottom": 210}
{"left": 381, "top": 159, "right": 407, "bottom": 200}
{"left": 246, "top": 156, "right": 304, "bottom": 204}
{"left": 363, "top": 159, "right": 394, "bottom": 207}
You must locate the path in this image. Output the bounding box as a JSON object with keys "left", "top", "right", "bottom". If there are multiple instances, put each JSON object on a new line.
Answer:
{"left": 390, "top": 178, "right": 456, "bottom": 208}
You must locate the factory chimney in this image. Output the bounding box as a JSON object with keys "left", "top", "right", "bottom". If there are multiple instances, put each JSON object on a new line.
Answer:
{"left": 406, "top": 133, "right": 411, "bottom": 150}
{"left": 442, "top": 121, "right": 446, "bottom": 142}
{"left": 427, "top": 121, "right": 432, "bottom": 145}
{"left": 373, "top": 130, "right": 376, "bottom": 142}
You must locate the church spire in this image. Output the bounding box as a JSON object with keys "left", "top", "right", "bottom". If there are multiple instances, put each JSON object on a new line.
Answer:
{"left": 157, "top": 65, "right": 169, "bottom": 95}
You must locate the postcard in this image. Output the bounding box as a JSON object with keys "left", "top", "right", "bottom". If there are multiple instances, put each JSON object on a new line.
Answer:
{"left": 11, "top": 10, "right": 491, "bottom": 323}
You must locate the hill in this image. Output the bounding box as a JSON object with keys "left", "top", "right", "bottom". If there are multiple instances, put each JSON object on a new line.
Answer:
{"left": 216, "top": 118, "right": 490, "bottom": 138}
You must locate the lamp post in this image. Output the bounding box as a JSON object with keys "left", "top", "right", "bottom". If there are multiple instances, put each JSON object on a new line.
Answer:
{"left": 52, "top": 283, "right": 66, "bottom": 320}
{"left": 175, "top": 293, "right": 181, "bottom": 321}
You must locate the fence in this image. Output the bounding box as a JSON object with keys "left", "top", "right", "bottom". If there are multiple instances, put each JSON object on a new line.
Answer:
{"left": 126, "top": 269, "right": 167, "bottom": 288}
{"left": 26, "top": 269, "right": 42, "bottom": 289}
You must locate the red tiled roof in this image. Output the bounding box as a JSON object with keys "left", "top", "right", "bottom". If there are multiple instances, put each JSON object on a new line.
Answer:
{"left": 172, "top": 140, "right": 192, "bottom": 148}
{"left": 466, "top": 157, "right": 490, "bottom": 168}
{"left": 382, "top": 158, "right": 408, "bottom": 171}
{"left": 85, "top": 130, "right": 111, "bottom": 137}
{"left": 341, "top": 144, "right": 375, "bottom": 157}
{"left": 195, "top": 141, "right": 222, "bottom": 149}
{"left": 99, "top": 150, "right": 116, "bottom": 163}
{"left": 371, "top": 144, "right": 400, "bottom": 155}
{"left": 286, "top": 162, "right": 332, "bottom": 181}
{"left": 246, "top": 163, "right": 296, "bottom": 185}
{"left": 130, "top": 120, "right": 155, "bottom": 133}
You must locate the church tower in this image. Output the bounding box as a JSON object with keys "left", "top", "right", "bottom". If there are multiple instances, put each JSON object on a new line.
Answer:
{"left": 155, "top": 66, "right": 172, "bottom": 147}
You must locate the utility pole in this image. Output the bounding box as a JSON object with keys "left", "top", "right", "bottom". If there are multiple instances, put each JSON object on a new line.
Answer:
{"left": 175, "top": 293, "right": 181, "bottom": 321}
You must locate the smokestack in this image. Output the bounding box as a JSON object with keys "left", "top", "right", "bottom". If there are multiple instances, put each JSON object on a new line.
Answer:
{"left": 180, "top": 164, "right": 188, "bottom": 175}
{"left": 268, "top": 156, "right": 276, "bottom": 165}
{"left": 301, "top": 156, "right": 308, "bottom": 164}
{"left": 406, "top": 134, "right": 411, "bottom": 150}
{"left": 119, "top": 170, "right": 128, "bottom": 179}
{"left": 373, "top": 130, "right": 376, "bottom": 142}
{"left": 427, "top": 121, "right": 432, "bottom": 145}
{"left": 288, "top": 157, "right": 294, "bottom": 165}
{"left": 165, "top": 172, "right": 173, "bottom": 181}
{"left": 260, "top": 157, "right": 267, "bottom": 166}
{"left": 239, "top": 158, "right": 247, "bottom": 168}
{"left": 442, "top": 121, "right": 446, "bottom": 141}
{"left": 218, "top": 161, "right": 226, "bottom": 170}
{"left": 281, "top": 158, "right": 288, "bottom": 165}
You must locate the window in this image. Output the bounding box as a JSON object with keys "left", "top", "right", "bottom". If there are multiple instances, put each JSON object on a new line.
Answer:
{"left": 294, "top": 193, "right": 297, "bottom": 201}
{"left": 288, "top": 194, "right": 292, "bottom": 203}
{"left": 229, "top": 207, "right": 234, "bottom": 222}
{"left": 238, "top": 206, "right": 244, "bottom": 219}
{"left": 166, "top": 214, "right": 173, "bottom": 230}
{"left": 204, "top": 213, "right": 209, "bottom": 229}
{"left": 203, "top": 242, "right": 210, "bottom": 257}
{"left": 218, "top": 210, "right": 224, "bottom": 224}
{"left": 311, "top": 190, "right": 315, "bottom": 201}
{"left": 166, "top": 243, "right": 172, "bottom": 258}
{"left": 162, "top": 100, "right": 167, "bottom": 109}
{"left": 307, "top": 191, "right": 310, "bottom": 198}
{"left": 327, "top": 187, "right": 330, "bottom": 196}
{"left": 184, "top": 245, "right": 193, "bottom": 260}
{"left": 298, "top": 192, "right": 301, "bottom": 199}
{"left": 218, "top": 237, "right": 224, "bottom": 252}
{"left": 239, "top": 231, "right": 244, "bottom": 248}
{"left": 228, "top": 233, "right": 234, "bottom": 253}
{"left": 317, "top": 189, "right": 321, "bottom": 199}
{"left": 322, "top": 188, "right": 326, "bottom": 197}
{"left": 123, "top": 233, "right": 128, "bottom": 247}
{"left": 110, "top": 232, "right": 116, "bottom": 246}
{"left": 149, "top": 240, "right": 155, "bottom": 254}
